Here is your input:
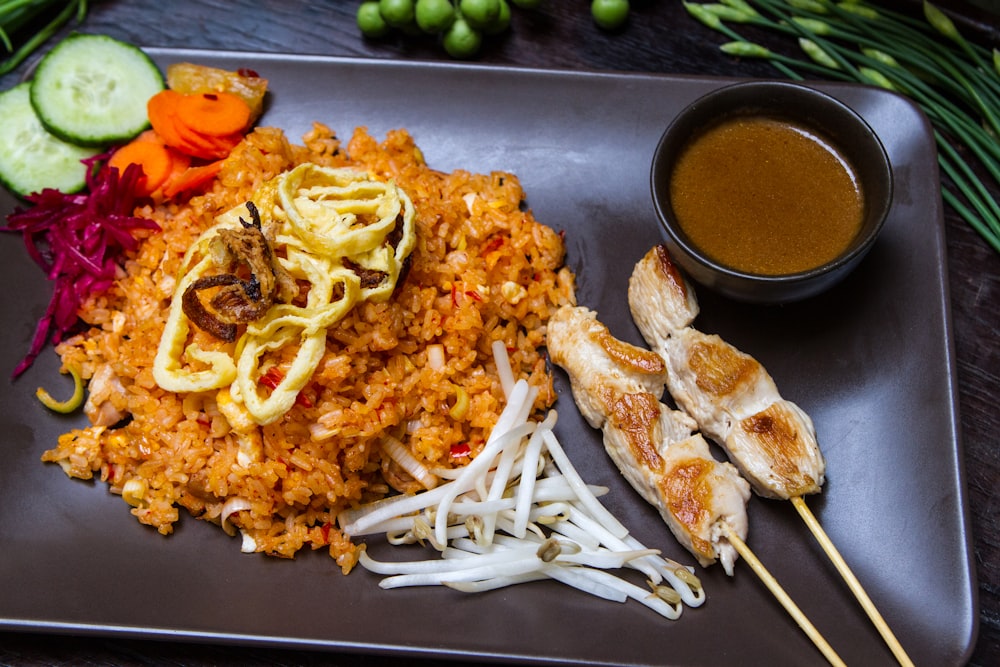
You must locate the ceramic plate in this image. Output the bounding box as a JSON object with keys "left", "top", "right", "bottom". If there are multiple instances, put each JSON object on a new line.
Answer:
{"left": 0, "top": 51, "right": 976, "bottom": 666}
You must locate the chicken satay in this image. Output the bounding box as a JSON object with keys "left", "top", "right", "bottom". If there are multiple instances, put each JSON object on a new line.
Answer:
{"left": 548, "top": 305, "right": 750, "bottom": 574}
{"left": 627, "top": 245, "right": 825, "bottom": 500}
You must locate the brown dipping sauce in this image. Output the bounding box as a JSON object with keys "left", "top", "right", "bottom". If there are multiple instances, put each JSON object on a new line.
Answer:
{"left": 669, "top": 115, "right": 864, "bottom": 276}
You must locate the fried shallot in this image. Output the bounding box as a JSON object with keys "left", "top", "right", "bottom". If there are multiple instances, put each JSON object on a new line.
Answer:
{"left": 181, "top": 201, "right": 295, "bottom": 341}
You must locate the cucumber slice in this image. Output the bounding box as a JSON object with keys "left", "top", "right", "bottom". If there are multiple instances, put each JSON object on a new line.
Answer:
{"left": 0, "top": 83, "right": 101, "bottom": 197}
{"left": 30, "top": 33, "right": 164, "bottom": 147}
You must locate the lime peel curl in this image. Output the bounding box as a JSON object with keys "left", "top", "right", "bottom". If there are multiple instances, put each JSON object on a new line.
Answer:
{"left": 36, "top": 366, "right": 85, "bottom": 414}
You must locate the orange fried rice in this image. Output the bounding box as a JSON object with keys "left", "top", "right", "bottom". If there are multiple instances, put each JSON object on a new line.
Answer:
{"left": 41, "top": 123, "right": 576, "bottom": 573}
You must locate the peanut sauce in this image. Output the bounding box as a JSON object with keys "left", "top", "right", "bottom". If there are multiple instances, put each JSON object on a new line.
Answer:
{"left": 669, "top": 116, "right": 864, "bottom": 276}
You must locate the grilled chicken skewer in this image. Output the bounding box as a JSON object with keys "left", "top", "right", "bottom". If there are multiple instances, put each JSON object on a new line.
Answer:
{"left": 549, "top": 304, "right": 846, "bottom": 667}
{"left": 628, "top": 244, "right": 912, "bottom": 667}
{"left": 547, "top": 304, "right": 751, "bottom": 574}
{"left": 628, "top": 245, "right": 825, "bottom": 500}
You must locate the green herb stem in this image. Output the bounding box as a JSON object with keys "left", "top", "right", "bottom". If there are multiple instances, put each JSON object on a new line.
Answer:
{"left": 942, "top": 188, "right": 1000, "bottom": 253}
{"left": 934, "top": 133, "right": 1000, "bottom": 237}
{"left": 0, "top": 0, "right": 87, "bottom": 76}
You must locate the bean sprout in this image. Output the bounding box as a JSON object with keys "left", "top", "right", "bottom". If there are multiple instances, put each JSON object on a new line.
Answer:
{"left": 342, "top": 345, "right": 706, "bottom": 619}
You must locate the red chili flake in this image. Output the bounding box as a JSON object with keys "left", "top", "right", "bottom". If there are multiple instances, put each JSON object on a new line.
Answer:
{"left": 258, "top": 368, "right": 312, "bottom": 407}
{"left": 481, "top": 236, "right": 504, "bottom": 255}
{"left": 106, "top": 466, "right": 115, "bottom": 482}
{"left": 465, "top": 290, "right": 482, "bottom": 302}
{"left": 259, "top": 367, "right": 283, "bottom": 391}
{"left": 451, "top": 284, "right": 459, "bottom": 307}
{"left": 320, "top": 521, "right": 332, "bottom": 543}
{"left": 237, "top": 68, "right": 260, "bottom": 78}
{"left": 296, "top": 391, "right": 314, "bottom": 408}
{"left": 450, "top": 442, "right": 472, "bottom": 458}
{"left": 202, "top": 93, "right": 219, "bottom": 101}
{"left": 376, "top": 398, "right": 396, "bottom": 422}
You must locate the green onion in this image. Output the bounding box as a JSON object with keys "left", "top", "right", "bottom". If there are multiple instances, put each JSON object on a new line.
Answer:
{"left": 685, "top": 1, "right": 728, "bottom": 30}
{"left": 799, "top": 37, "right": 841, "bottom": 69}
{"left": 837, "top": 2, "right": 880, "bottom": 20}
{"left": 701, "top": 2, "right": 759, "bottom": 22}
{"left": 858, "top": 66, "right": 897, "bottom": 91}
{"left": 720, "top": 40, "right": 773, "bottom": 58}
{"left": 792, "top": 16, "right": 834, "bottom": 35}
{"left": 683, "top": 0, "right": 1000, "bottom": 255}
{"left": 923, "top": 1, "right": 962, "bottom": 45}
{"left": 0, "top": 0, "right": 87, "bottom": 76}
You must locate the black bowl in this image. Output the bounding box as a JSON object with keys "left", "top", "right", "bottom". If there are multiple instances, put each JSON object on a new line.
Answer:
{"left": 650, "top": 80, "right": 893, "bottom": 304}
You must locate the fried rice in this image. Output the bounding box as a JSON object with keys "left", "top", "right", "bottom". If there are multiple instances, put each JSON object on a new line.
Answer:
{"left": 41, "top": 123, "right": 576, "bottom": 573}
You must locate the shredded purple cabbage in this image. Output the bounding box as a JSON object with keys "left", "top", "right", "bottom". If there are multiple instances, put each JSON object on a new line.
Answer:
{"left": 3, "top": 154, "right": 160, "bottom": 377}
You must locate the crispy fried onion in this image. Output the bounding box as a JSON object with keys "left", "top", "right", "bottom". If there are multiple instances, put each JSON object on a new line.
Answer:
{"left": 181, "top": 202, "right": 297, "bottom": 342}
{"left": 153, "top": 164, "right": 416, "bottom": 425}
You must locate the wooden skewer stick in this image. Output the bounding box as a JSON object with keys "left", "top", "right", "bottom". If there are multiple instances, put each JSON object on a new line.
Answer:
{"left": 791, "top": 496, "right": 915, "bottom": 667}
{"left": 725, "top": 528, "right": 847, "bottom": 667}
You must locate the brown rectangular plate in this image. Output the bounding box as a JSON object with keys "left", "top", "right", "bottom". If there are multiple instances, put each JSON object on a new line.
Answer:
{"left": 0, "top": 50, "right": 977, "bottom": 666}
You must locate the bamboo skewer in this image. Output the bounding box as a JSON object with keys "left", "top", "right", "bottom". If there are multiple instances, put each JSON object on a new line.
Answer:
{"left": 791, "top": 496, "right": 915, "bottom": 667}
{"left": 725, "top": 528, "right": 847, "bottom": 667}
{"left": 623, "top": 247, "right": 917, "bottom": 663}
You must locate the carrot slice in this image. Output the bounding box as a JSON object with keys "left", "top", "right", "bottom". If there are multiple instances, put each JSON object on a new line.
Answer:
{"left": 108, "top": 136, "right": 176, "bottom": 197}
{"left": 158, "top": 148, "right": 191, "bottom": 192}
{"left": 162, "top": 159, "right": 224, "bottom": 198}
{"left": 148, "top": 89, "right": 247, "bottom": 160}
{"left": 130, "top": 129, "right": 165, "bottom": 144}
{"left": 148, "top": 90, "right": 209, "bottom": 157}
{"left": 147, "top": 90, "right": 191, "bottom": 150}
{"left": 176, "top": 91, "right": 251, "bottom": 136}
{"left": 169, "top": 122, "right": 223, "bottom": 159}
{"left": 166, "top": 62, "right": 268, "bottom": 122}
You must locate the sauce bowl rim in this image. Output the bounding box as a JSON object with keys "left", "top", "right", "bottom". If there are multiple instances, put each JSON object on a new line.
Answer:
{"left": 649, "top": 79, "right": 893, "bottom": 293}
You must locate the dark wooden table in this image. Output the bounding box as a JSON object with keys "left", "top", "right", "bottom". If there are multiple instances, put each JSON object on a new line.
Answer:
{"left": 0, "top": 1, "right": 996, "bottom": 665}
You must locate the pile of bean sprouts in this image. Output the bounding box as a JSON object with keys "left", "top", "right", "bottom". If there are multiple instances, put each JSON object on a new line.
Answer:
{"left": 340, "top": 342, "right": 705, "bottom": 620}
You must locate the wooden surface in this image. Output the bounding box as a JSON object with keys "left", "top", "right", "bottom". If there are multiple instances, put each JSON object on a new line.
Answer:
{"left": 0, "top": 1, "right": 997, "bottom": 665}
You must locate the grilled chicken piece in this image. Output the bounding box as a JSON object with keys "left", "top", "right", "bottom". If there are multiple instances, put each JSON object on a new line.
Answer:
{"left": 548, "top": 305, "right": 750, "bottom": 574}
{"left": 628, "top": 245, "right": 825, "bottom": 500}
